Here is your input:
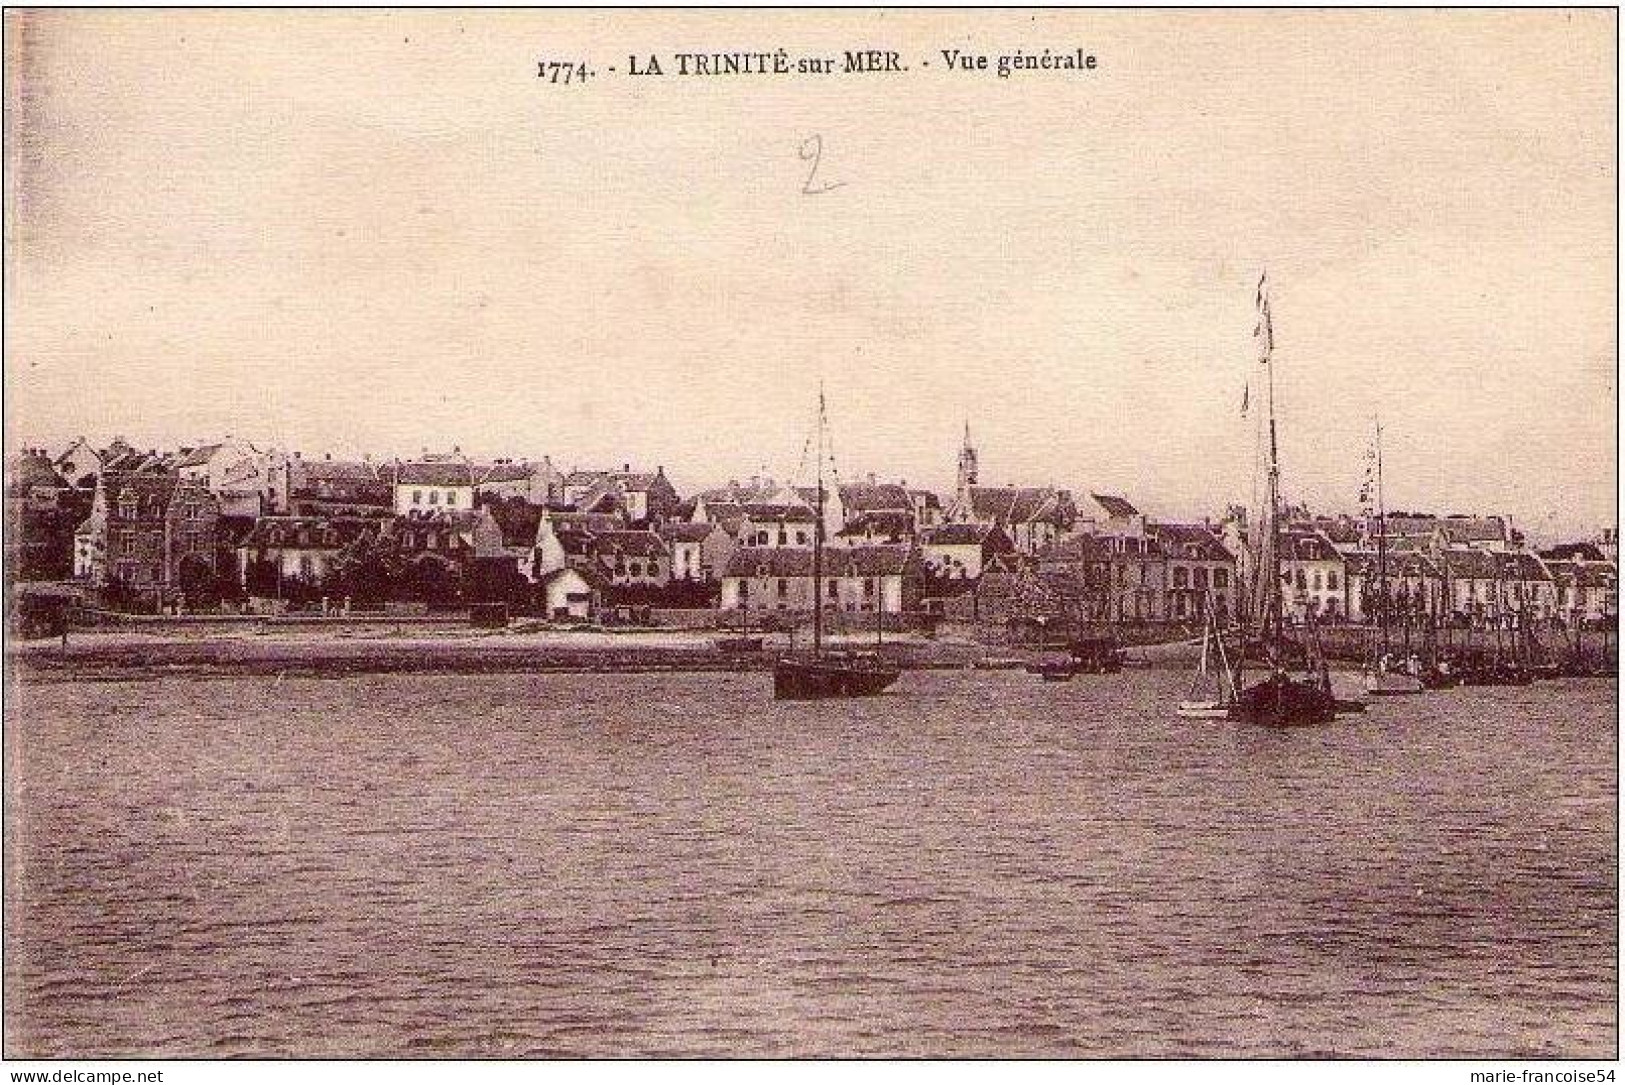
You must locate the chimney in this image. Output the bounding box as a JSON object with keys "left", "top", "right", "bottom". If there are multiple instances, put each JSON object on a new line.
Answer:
{"left": 324, "top": 453, "right": 332, "bottom": 461}
{"left": 866, "top": 472, "right": 876, "bottom": 485}
{"left": 623, "top": 463, "right": 631, "bottom": 473}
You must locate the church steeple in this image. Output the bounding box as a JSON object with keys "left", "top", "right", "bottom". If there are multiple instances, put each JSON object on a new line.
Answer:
{"left": 957, "top": 420, "right": 978, "bottom": 503}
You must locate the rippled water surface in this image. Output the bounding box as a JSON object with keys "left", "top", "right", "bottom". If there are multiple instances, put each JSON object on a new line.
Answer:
{"left": 5, "top": 670, "right": 1616, "bottom": 1057}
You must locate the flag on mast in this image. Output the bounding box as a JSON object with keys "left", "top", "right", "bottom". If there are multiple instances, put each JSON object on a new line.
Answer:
{"left": 1253, "top": 272, "right": 1274, "bottom": 363}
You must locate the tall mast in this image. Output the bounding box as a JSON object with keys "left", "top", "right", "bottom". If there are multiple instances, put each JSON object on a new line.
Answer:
{"left": 813, "top": 385, "right": 825, "bottom": 655}
{"left": 1375, "top": 417, "right": 1388, "bottom": 654}
{"left": 1260, "top": 272, "right": 1283, "bottom": 648}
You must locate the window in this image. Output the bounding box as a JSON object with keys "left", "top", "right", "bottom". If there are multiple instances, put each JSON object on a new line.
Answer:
{"left": 429, "top": 491, "right": 439, "bottom": 505}
{"left": 777, "top": 579, "right": 788, "bottom": 596}
{"left": 864, "top": 578, "right": 875, "bottom": 596}
{"left": 1215, "top": 569, "right": 1229, "bottom": 590}
{"left": 778, "top": 528, "right": 788, "bottom": 545}
{"left": 413, "top": 490, "right": 423, "bottom": 505}
{"left": 1312, "top": 571, "right": 1322, "bottom": 590}
{"left": 445, "top": 491, "right": 456, "bottom": 506}
{"left": 796, "top": 531, "right": 808, "bottom": 545}
{"left": 1173, "top": 567, "right": 1189, "bottom": 589}
{"left": 1328, "top": 572, "right": 1339, "bottom": 590}
{"left": 629, "top": 561, "right": 642, "bottom": 577}
{"left": 1194, "top": 568, "right": 1208, "bottom": 590}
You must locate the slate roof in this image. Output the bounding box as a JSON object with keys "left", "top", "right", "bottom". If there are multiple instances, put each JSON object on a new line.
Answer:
{"left": 571, "top": 467, "right": 663, "bottom": 491}
{"left": 1090, "top": 493, "right": 1140, "bottom": 519}
{"left": 479, "top": 497, "right": 546, "bottom": 549}
{"left": 968, "top": 486, "right": 1075, "bottom": 526}
{"left": 173, "top": 443, "right": 224, "bottom": 469}
{"left": 591, "top": 530, "right": 666, "bottom": 559}
{"left": 925, "top": 523, "right": 1011, "bottom": 548}
{"left": 294, "top": 459, "right": 382, "bottom": 484}
{"left": 396, "top": 461, "right": 475, "bottom": 487}
{"left": 699, "top": 481, "right": 790, "bottom": 506}
{"left": 1438, "top": 516, "right": 1509, "bottom": 544}
{"left": 658, "top": 521, "right": 717, "bottom": 544}
{"left": 475, "top": 463, "right": 534, "bottom": 485}
{"left": 1280, "top": 531, "right": 1343, "bottom": 563}
{"left": 1150, "top": 523, "right": 1233, "bottom": 562}
{"left": 839, "top": 483, "right": 913, "bottom": 513}
{"left": 1541, "top": 543, "right": 1608, "bottom": 562}
{"left": 1343, "top": 550, "right": 1441, "bottom": 580}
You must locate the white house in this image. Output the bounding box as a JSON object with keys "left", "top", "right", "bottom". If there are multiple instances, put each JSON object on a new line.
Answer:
{"left": 175, "top": 437, "right": 284, "bottom": 518}
{"left": 541, "top": 567, "right": 601, "bottom": 620}
{"left": 393, "top": 460, "right": 475, "bottom": 516}
{"left": 919, "top": 522, "right": 1014, "bottom": 581}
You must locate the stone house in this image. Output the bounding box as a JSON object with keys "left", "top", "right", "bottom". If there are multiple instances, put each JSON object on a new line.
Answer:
{"left": 720, "top": 544, "right": 923, "bottom": 616}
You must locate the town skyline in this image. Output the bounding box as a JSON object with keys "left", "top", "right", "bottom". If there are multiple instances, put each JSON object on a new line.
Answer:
{"left": 6, "top": 11, "right": 1616, "bottom": 543}
{"left": 9, "top": 419, "right": 1614, "bottom": 550}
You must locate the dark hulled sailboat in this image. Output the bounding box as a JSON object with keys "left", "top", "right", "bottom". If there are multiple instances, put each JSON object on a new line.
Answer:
{"left": 1230, "top": 273, "right": 1341, "bottom": 727}
{"left": 773, "top": 390, "right": 902, "bottom": 700}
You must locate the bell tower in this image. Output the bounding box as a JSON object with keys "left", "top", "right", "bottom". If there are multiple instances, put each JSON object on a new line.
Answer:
{"left": 956, "top": 420, "right": 978, "bottom": 503}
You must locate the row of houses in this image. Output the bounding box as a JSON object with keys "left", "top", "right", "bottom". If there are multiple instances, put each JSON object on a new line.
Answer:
{"left": 9, "top": 433, "right": 1618, "bottom": 628}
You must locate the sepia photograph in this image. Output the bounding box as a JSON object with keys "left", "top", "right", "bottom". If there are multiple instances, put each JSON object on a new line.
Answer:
{"left": 2, "top": 6, "right": 1617, "bottom": 1068}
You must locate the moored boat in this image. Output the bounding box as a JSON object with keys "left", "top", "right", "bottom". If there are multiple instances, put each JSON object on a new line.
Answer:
{"left": 772, "top": 387, "right": 906, "bottom": 701}
{"left": 1225, "top": 273, "right": 1350, "bottom": 727}
{"left": 1177, "top": 592, "right": 1238, "bottom": 719}
{"left": 774, "top": 652, "right": 900, "bottom": 699}
{"left": 1358, "top": 418, "right": 1424, "bottom": 697}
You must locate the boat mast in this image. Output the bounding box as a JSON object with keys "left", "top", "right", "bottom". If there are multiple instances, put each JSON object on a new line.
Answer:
{"left": 1260, "top": 273, "right": 1283, "bottom": 655}
{"left": 813, "top": 385, "right": 825, "bottom": 655}
{"left": 1375, "top": 417, "right": 1389, "bottom": 655}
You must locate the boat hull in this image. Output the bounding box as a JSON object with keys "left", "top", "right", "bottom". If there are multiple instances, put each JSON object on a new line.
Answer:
{"left": 773, "top": 657, "right": 901, "bottom": 700}
{"left": 1177, "top": 700, "right": 1232, "bottom": 719}
{"left": 1364, "top": 668, "right": 1425, "bottom": 696}
{"left": 1231, "top": 674, "right": 1339, "bottom": 726}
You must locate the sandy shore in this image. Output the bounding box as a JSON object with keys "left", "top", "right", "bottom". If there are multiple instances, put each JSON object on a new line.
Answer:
{"left": 8, "top": 626, "right": 990, "bottom": 680}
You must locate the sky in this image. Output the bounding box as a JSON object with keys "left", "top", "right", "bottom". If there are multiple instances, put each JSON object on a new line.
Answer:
{"left": 4, "top": 10, "right": 1617, "bottom": 540}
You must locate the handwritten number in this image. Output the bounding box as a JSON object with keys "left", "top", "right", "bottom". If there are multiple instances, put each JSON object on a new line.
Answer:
{"left": 800, "top": 135, "right": 846, "bottom": 195}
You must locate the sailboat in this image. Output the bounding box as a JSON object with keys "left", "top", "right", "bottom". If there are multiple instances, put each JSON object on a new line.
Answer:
{"left": 1362, "top": 419, "right": 1424, "bottom": 695}
{"left": 1178, "top": 589, "right": 1238, "bottom": 718}
{"left": 1228, "top": 273, "right": 1342, "bottom": 726}
{"left": 773, "top": 389, "right": 902, "bottom": 700}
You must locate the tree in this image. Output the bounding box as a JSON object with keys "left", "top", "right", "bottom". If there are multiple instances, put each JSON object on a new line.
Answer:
{"left": 327, "top": 533, "right": 406, "bottom": 605}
